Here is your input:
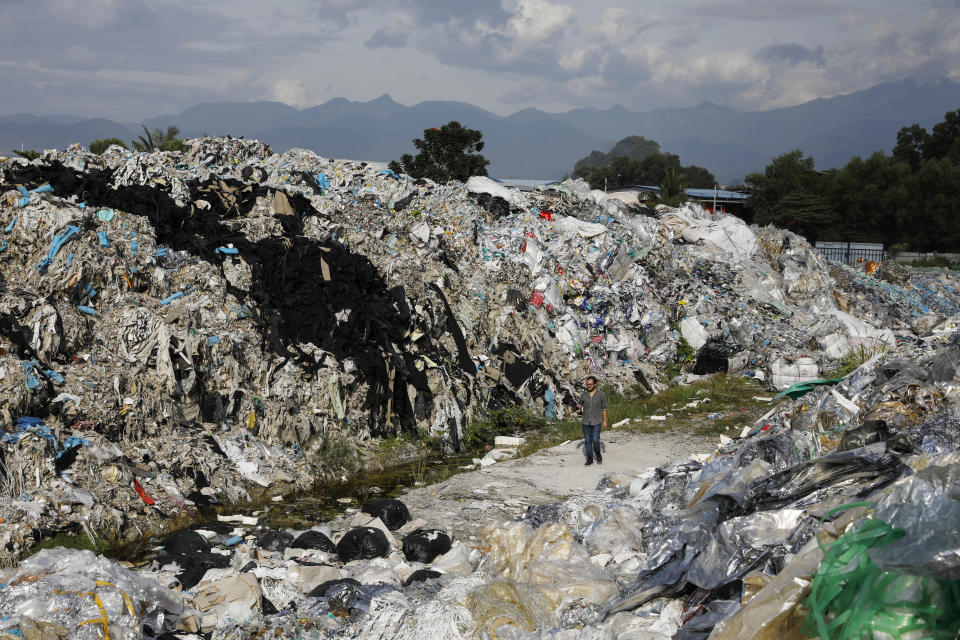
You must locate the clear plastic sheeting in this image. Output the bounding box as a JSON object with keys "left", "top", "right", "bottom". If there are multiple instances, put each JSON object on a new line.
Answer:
{"left": 465, "top": 581, "right": 557, "bottom": 638}
{"left": 0, "top": 548, "right": 184, "bottom": 639}
{"left": 869, "top": 453, "right": 960, "bottom": 579}
{"left": 481, "top": 521, "right": 618, "bottom": 606}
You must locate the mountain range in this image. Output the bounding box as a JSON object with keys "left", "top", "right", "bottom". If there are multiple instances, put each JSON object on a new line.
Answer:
{"left": 3, "top": 77, "right": 959, "bottom": 184}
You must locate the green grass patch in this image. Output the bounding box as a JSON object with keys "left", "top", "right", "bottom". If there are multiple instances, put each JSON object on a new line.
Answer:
{"left": 498, "top": 374, "right": 774, "bottom": 456}
{"left": 464, "top": 405, "right": 547, "bottom": 450}
{"left": 28, "top": 529, "right": 109, "bottom": 556}
{"left": 904, "top": 254, "right": 957, "bottom": 270}
{"left": 824, "top": 345, "right": 879, "bottom": 379}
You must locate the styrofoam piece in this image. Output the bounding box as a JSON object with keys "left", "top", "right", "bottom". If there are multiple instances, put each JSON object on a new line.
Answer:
{"left": 680, "top": 316, "right": 709, "bottom": 350}
{"left": 494, "top": 436, "right": 526, "bottom": 447}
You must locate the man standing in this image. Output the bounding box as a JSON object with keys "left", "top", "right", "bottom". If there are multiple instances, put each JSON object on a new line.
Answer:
{"left": 579, "top": 376, "right": 607, "bottom": 466}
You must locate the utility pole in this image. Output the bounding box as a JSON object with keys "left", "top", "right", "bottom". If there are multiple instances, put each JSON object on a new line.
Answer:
{"left": 713, "top": 184, "right": 717, "bottom": 214}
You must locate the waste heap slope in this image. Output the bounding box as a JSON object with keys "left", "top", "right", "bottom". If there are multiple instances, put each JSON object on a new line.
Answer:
{"left": 1, "top": 137, "right": 960, "bottom": 562}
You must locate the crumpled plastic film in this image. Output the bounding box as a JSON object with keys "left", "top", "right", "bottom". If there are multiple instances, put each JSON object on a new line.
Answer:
{"left": 481, "top": 521, "right": 618, "bottom": 606}
{"left": 869, "top": 453, "right": 960, "bottom": 579}
{"left": 465, "top": 581, "right": 557, "bottom": 638}
{"left": 0, "top": 548, "right": 184, "bottom": 639}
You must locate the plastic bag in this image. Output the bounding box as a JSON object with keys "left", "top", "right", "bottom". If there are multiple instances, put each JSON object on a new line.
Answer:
{"left": 402, "top": 528, "right": 452, "bottom": 563}
{"left": 336, "top": 527, "right": 390, "bottom": 561}
{"left": 257, "top": 529, "right": 294, "bottom": 552}
{"left": 361, "top": 498, "right": 412, "bottom": 531}
{"left": 291, "top": 529, "right": 336, "bottom": 552}
{"left": 403, "top": 569, "right": 442, "bottom": 586}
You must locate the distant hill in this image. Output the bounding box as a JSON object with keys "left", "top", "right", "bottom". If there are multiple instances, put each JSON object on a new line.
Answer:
{"left": 3, "top": 77, "right": 958, "bottom": 183}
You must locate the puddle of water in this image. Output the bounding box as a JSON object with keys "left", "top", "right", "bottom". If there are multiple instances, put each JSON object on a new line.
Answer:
{"left": 114, "top": 453, "right": 475, "bottom": 562}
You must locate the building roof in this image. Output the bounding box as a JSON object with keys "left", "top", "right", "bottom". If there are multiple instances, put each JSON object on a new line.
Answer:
{"left": 626, "top": 185, "right": 749, "bottom": 201}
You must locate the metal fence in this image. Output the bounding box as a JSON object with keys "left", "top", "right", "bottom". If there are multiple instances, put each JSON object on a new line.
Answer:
{"left": 815, "top": 242, "right": 885, "bottom": 266}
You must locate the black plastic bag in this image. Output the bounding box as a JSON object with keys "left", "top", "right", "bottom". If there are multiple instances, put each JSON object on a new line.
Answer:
{"left": 328, "top": 582, "right": 364, "bottom": 613}
{"left": 403, "top": 569, "right": 442, "bottom": 587}
{"left": 165, "top": 530, "right": 210, "bottom": 556}
{"left": 257, "top": 530, "right": 294, "bottom": 552}
{"left": 336, "top": 527, "right": 389, "bottom": 561}
{"left": 402, "top": 528, "right": 452, "bottom": 563}
{"left": 291, "top": 530, "right": 335, "bottom": 552}
{"left": 308, "top": 577, "right": 361, "bottom": 598}
{"left": 361, "top": 498, "right": 411, "bottom": 531}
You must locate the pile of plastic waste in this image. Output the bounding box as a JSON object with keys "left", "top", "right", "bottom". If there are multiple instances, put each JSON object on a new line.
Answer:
{"left": 2, "top": 331, "right": 957, "bottom": 639}
{"left": 2, "top": 137, "right": 960, "bottom": 572}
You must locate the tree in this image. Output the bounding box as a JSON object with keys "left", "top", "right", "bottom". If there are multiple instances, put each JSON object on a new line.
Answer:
{"left": 745, "top": 150, "right": 823, "bottom": 221}
{"left": 11, "top": 149, "right": 41, "bottom": 160}
{"left": 680, "top": 165, "right": 716, "bottom": 189}
{"left": 924, "top": 108, "right": 960, "bottom": 162}
{"left": 574, "top": 135, "right": 661, "bottom": 171}
{"left": 658, "top": 168, "right": 687, "bottom": 206}
{"left": 131, "top": 125, "right": 187, "bottom": 152}
{"left": 389, "top": 121, "right": 489, "bottom": 183}
{"left": 90, "top": 138, "right": 128, "bottom": 154}
{"left": 893, "top": 123, "right": 928, "bottom": 171}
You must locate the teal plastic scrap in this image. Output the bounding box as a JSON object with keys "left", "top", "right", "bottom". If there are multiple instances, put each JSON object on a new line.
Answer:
{"left": 775, "top": 377, "right": 845, "bottom": 400}
{"left": 21, "top": 362, "right": 41, "bottom": 389}
{"left": 36, "top": 225, "right": 80, "bottom": 273}
{"left": 96, "top": 208, "right": 115, "bottom": 222}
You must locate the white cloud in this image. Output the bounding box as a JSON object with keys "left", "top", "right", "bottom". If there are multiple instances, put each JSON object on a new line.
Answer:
{"left": 506, "top": 0, "right": 576, "bottom": 42}
{"left": 271, "top": 77, "right": 311, "bottom": 108}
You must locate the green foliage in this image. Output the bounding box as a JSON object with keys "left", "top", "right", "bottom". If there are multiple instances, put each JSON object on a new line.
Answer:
{"left": 12, "top": 149, "right": 41, "bottom": 160}
{"left": 658, "top": 168, "right": 687, "bottom": 206}
{"left": 572, "top": 142, "right": 716, "bottom": 192}
{"left": 905, "top": 254, "right": 958, "bottom": 269}
{"left": 131, "top": 125, "right": 187, "bottom": 152}
{"left": 664, "top": 327, "right": 694, "bottom": 379}
{"left": 90, "top": 137, "right": 128, "bottom": 154}
{"left": 574, "top": 135, "right": 661, "bottom": 170}
{"left": 464, "top": 406, "right": 546, "bottom": 450}
{"left": 389, "top": 121, "right": 489, "bottom": 183}
{"left": 745, "top": 149, "right": 824, "bottom": 223}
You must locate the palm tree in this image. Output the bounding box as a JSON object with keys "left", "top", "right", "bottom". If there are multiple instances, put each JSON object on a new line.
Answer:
{"left": 131, "top": 125, "right": 186, "bottom": 152}
{"left": 658, "top": 168, "right": 687, "bottom": 206}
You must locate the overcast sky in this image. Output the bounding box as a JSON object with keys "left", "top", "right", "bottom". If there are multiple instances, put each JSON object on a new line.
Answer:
{"left": 2, "top": 0, "right": 958, "bottom": 121}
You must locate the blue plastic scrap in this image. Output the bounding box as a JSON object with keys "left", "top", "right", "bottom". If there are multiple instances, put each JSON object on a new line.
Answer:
{"left": 57, "top": 436, "right": 91, "bottom": 458}
{"left": 206, "top": 336, "right": 221, "bottom": 346}
{"left": 76, "top": 305, "right": 96, "bottom": 316}
{"left": 30, "top": 184, "right": 53, "bottom": 194}
{"left": 0, "top": 240, "right": 6, "bottom": 252}
{"left": 44, "top": 369, "right": 65, "bottom": 385}
{"left": 21, "top": 362, "right": 41, "bottom": 390}
{"left": 160, "top": 292, "right": 184, "bottom": 305}
{"left": 4, "top": 217, "right": 17, "bottom": 232}
{"left": 65, "top": 253, "right": 74, "bottom": 268}
{"left": 316, "top": 173, "right": 331, "bottom": 190}
{"left": 97, "top": 231, "right": 109, "bottom": 247}
{"left": 2, "top": 418, "right": 58, "bottom": 450}
{"left": 130, "top": 240, "right": 138, "bottom": 255}
{"left": 36, "top": 225, "right": 81, "bottom": 273}
{"left": 15, "top": 187, "right": 28, "bottom": 196}
{"left": 215, "top": 246, "right": 239, "bottom": 255}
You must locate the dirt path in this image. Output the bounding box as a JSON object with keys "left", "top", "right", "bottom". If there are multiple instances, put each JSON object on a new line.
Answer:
{"left": 393, "top": 428, "right": 716, "bottom": 540}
